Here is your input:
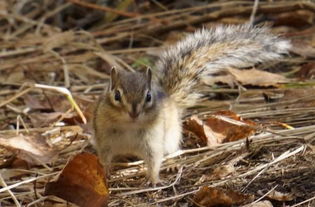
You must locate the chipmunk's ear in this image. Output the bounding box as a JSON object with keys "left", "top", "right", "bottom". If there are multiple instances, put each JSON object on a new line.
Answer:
{"left": 146, "top": 67, "right": 152, "bottom": 90}
{"left": 110, "top": 67, "right": 119, "bottom": 90}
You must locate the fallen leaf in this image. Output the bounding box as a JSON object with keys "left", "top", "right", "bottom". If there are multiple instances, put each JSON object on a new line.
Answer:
{"left": 0, "top": 134, "right": 57, "bottom": 165}
{"left": 184, "top": 115, "right": 223, "bottom": 146}
{"left": 295, "top": 62, "right": 315, "bottom": 80}
{"left": 266, "top": 190, "right": 295, "bottom": 201}
{"left": 184, "top": 111, "right": 257, "bottom": 146}
{"left": 43, "top": 195, "right": 78, "bottom": 207}
{"left": 45, "top": 152, "right": 108, "bottom": 207}
{"left": 208, "top": 164, "right": 235, "bottom": 180}
{"left": 10, "top": 157, "right": 29, "bottom": 169}
{"left": 29, "top": 112, "right": 63, "bottom": 127}
{"left": 7, "top": 69, "right": 25, "bottom": 83}
{"left": 202, "top": 73, "right": 236, "bottom": 88}
{"left": 194, "top": 186, "right": 254, "bottom": 207}
{"left": 25, "top": 94, "right": 94, "bottom": 126}
{"left": 290, "top": 39, "right": 315, "bottom": 58}
{"left": 279, "top": 88, "right": 315, "bottom": 108}
{"left": 227, "top": 68, "right": 288, "bottom": 87}
{"left": 23, "top": 95, "right": 68, "bottom": 111}
{"left": 43, "top": 31, "right": 75, "bottom": 51}
{"left": 202, "top": 68, "right": 288, "bottom": 87}
{"left": 0, "top": 69, "right": 25, "bottom": 84}
{"left": 242, "top": 200, "right": 273, "bottom": 207}
{"left": 272, "top": 10, "right": 314, "bottom": 28}
{"left": 205, "top": 110, "right": 257, "bottom": 143}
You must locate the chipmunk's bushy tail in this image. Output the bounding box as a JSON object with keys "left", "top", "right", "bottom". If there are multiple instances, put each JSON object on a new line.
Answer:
{"left": 156, "top": 24, "right": 290, "bottom": 108}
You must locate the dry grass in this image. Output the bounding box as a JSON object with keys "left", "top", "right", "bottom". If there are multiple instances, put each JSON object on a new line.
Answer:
{"left": 0, "top": 0, "right": 314, "bottom": 206}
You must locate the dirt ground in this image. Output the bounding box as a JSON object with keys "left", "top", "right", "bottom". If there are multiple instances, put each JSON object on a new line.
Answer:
{"left": 0, "top": 0, "right": 315, "bottom": 206}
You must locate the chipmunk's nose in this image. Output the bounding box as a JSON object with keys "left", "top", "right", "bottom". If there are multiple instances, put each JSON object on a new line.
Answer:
{"left": 129, "top": 111, "right": 139, "bottom": 119}
{"left": 129, "top": 104, "right": 139, "bottom": 119}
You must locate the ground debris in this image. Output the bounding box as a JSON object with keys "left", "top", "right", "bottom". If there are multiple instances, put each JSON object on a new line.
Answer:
{"left": 0, "top": 0, "right": 314, "bottom": 206}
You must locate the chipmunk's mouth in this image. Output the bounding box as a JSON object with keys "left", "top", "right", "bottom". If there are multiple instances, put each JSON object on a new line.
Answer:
{"left": 128, "top": 109, "right": 140, "bottom": 121}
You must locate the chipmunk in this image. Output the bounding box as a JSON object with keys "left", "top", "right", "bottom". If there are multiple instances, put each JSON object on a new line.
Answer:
{"left": 93, "top": 24, "right": 290, "bottom": 184}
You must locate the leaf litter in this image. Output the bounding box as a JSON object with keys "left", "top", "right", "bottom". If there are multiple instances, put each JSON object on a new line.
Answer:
{"left": 0, "top": 0, "right": 315, "bottom": 207}
{"left": 45, "top": 152, "right": 108, "bottom": 207}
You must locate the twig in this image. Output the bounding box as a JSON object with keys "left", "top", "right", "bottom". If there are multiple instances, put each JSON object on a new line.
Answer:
{"left": 241, "top": 166, "right": 268, "bottom": 192}
{"left": 49, "top": 50, "right": 71, "bottom": 88}
{"left": 26, "top": 196, "right": 48, "bottom": 207}
{"left": 16, "top": 115, "right": 30, "bottom": 135}
{"left": 249, "top": 0, "right": 259, "bottom": 25}
{"left": 238, "top": 145, "right": 305, "bottom": 178}
{"left": 118, "top": 166, "right": 183, "bottom": 196}
{"left": 150, "top": 0, "right": 168, "bottom": 11}
{"left": 291, "top": 195, "right": 315, "bottom": 207}
{"left": 67, "top": 0, "right": 139, "bottom": 18}
{"left": 35, "top": 2, "right": 72, "bottom": 34}
{"left": 0, "top": 47, "right": 37, "bottom": 58}
{"left": 0, "top": 172, "right": 58, "bottom": 193}
{"left": 34, "top": 84, "right": 87, "bottom": 124}
{"left": 0, "top": 173, "right": 21, "bottom": 207}
{"left": 0, "top": 87, "right": 32, "bottom": 108}
{"left": 153, "top": 189, "right": 199, "bottom": 204}
{"left": 250, "top": 185, "right": 278, "bottom": 204}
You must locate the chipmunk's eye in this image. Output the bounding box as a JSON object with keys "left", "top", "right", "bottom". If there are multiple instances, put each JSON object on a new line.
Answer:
{"left": 114, "top": 90, "right": 121, "bottom": 102}
{"left": 146, "top": 91, "right": 152, "bottom": 102}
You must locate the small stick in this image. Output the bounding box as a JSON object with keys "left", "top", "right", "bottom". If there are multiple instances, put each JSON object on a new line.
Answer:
{"left": 250, "top": 185, "right": 278, "bottom": 204}
{"left": 249, "top": 0, "right": 259, "bottom": 25}
{"left": 49, "top": 50, "right": 71, "bottom": 88}
{"left": 291, "top": 195, "right": 315, "bottom": 207}
{"left": 0, "top": 173, "right": 21, "bottom": 207}
{"left": 67, "top": 0, "right": 139, "bottom": 18}
{"left": 119, "top": 166, "right": 183, "bottom": 196}
{"left": 0, "top": 87, "right": 32, "bottom": 108}
{"left": 0, "top": 172, "right": 58, "bottom": 193}
{"left": 34, "top": 84, "right": 87, "bottom": 124}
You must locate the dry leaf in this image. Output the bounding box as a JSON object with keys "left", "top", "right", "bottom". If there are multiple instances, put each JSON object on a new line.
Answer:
{"left": 242, "top": 200, "right": 273, "bottom": 207}
{"left": 184, "top": 115, "right": 212, "bottom": 145}
{"left": 202, "top": 68, "right": 288, "bottom": 87}
{"left": 29, "top": 112, "right": 63, "bottom": 127}
{"left": 25, "top": 94, "right": 93, "bottom": 126}
{"left": 7, "top": 70, "right": 25, "bottom": 83}
{"left": 227, "top": 68, "right": 288, "bottom": 87}
{"left": 280, "top": 88, "right": 315, "bottom": 108}
{"left": 45, "top": 152, "right": 108, "bottom": 207}
{"left": 23, "top": 94, "right": 52, "bottom": 110}
{"left": 295, "top": 62, "right": 315, "bottom": 80}
{"left": 290, "top": 39, "right": 315, "bottom": 58}
{"left": 202, "top": 73, "right": 236, "bottom": 88}
{"left": 266, "top": 190, "right": 294, "bottom": 201}
{"left": 184, "top": 115, "right": 224, "bottom": 146}
{"left": 208, "top": 164, "right": 235, "bottom": 180}
{"left": 0, "top": 134, "right": 56, "bottom": 165}
{"left": 23, "top": 95, "right": 69, "bottom": 111}
{"left": 10, "top": 158, "right": 29, "bottom": 169}
{"left": 272, "top": 10, "right": 314, "bottom": 28}
{"left": 184, "top": 111, "right": 257, "bottom": 146}
{"left": 205, "top": 110, "right": 257, "bottom": 143}
{"left": 194, "top": 186, "right": 254, "bottom": 207}
{"left": 43, "top": 195, "right": 79, "bottom": 207}
{"left": 43, "top": 31, "right": 75, "bottom": 51}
